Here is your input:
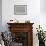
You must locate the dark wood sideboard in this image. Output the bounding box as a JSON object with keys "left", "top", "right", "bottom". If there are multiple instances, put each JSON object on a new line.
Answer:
{"left": 7, "top": 23, "right": 34, "bottom": 46}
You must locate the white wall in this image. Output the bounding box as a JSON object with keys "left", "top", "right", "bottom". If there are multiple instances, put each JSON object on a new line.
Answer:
{"left": 40, "top": 0, "right": 46, "bottom": 31}
{"left": 2, "top": 0, "right": 46, "bottom": 46}
{"left": 2, "top": 0, "right": 40, "bottom": 30}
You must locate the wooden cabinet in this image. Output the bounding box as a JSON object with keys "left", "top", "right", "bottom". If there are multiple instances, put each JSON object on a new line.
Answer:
{"left": 7, "top": 23, "right": 34, "bottom": 46}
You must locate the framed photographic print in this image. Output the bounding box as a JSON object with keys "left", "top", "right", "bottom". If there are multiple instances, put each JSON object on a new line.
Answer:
{"left": 14, "top": 5, "right": 27, "bottom": 15}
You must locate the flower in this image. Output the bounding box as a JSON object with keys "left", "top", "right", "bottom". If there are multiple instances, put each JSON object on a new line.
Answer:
{"left": 36, "top": 25, "right": 45, "bottom": 41}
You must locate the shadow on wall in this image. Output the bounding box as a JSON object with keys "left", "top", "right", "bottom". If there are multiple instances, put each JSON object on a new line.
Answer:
{"left": 40, "top": 0, "right": 46, "bottom": 14}
{"left": 0, "top": 0, "right": 2, "bottom": 32}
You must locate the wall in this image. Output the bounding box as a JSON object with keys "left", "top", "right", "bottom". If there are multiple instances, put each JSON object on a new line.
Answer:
{"left": 0, "top": 0, "right": 2, "bottom": 32}
{"left": 2, "top": 0, "right": 40, "bottom": 30}
{"left": 40, "top": 0, "right": 46, "bottom": 31}
{"left": 40, "top": 0, "right": 46, "bottom": 13}
{"left": 2, "top": 0, "right": 46, "bottom": 46}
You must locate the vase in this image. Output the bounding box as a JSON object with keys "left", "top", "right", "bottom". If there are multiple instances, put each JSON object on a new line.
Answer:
{"left": 39, "top": 40, "right": 45, "bottom": 46}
